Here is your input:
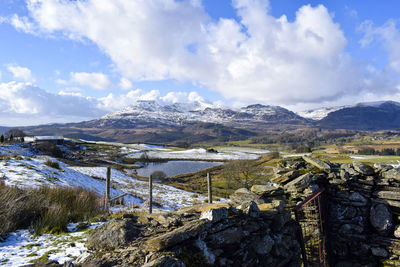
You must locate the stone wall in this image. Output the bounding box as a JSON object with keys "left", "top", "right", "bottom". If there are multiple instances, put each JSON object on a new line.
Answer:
{"left": 76, "top": 200, "right": 301, "bottom": 267}
{"left": 277, "top": 156, "right": 400, "bottom": 266}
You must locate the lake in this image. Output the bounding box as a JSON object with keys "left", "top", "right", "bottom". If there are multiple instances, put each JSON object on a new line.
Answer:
{"left": 135, "top": 160, "right": 223, "bottom": 177}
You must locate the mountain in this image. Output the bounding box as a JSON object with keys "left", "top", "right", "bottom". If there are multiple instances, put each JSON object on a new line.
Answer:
{"left": 297, "top": 106, "right": 348, "bottom": 121}
{"left": 318, "top": 101, "right": 400, "bottom": 130}
{"left": 90, "top": 100, "right": 309, "bottom": 130}
{"left": 23, "top": 101, "right": 310, "bottom": 144}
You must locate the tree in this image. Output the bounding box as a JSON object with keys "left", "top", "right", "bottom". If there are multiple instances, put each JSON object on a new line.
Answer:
{"left": 4, "top": 128, "right": 26, "bottom": 140}
{"left": 222, "top": 159, "right": 263, "bottom": 190}
{"left": 0, "top": 135, "right": 4, "bottom": 143}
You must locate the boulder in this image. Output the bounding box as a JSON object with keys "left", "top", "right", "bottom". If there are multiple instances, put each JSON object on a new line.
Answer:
{"left": 237, "top": 200, "right": 260, "bottom": 218}
{"left": 253, "top": 234, "right": 274, "bottom": 255}
{"left": 371, "top": 247, "right": 389, "bottom": 258}
{"left": 352, "top": 162, "right": 374, "bottom": 176}
{"left": 271, "top": 170, "right": 300, "bottom": 184}
{"left": 394, "top": 225, "right": 400, "bottom": 238}
{"left": 86, "top": 218, "right": 141, "bottom": 251}
{"left": 373, "top": 190, "right": 400, "bottom": 201}
{"left": 284, "top": 173, "right": 315, "bottom": 192}
{"left": 142, "top": 256, "right": 186, "bottom": 267}
{"left": 200, "top": 207, "right": 228, "bottom": 223}
{"left": 302, "top": 156, "right": 331, "bottom": 171}
{"left": 348, "top": 192, "right": 368, "bottom": 206}
{"left": 341, "top": 164, "right": 359, "bottom": 176}
{"left": 250, "top": 185, "right": 284, "bottom": 197}
{"left": 230, "top": 188, "right": 264, "bottom": 205}
{"left": 145, "top": 219, "right": 211, "bottom": 251}
{"left": 208, "top": 226, "right": 243, "bottom": 246}
{"left": 374, "top": 163, "right": 393, "bottom": 172}
{"left": 370, "top": 203, "right": 393, "bottom": 235}
{"left": 382, "top": 168, "right": 400, "bottom": 181}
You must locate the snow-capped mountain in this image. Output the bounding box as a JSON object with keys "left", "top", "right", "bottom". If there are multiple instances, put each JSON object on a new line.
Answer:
{"left": 95, "top": 100, "right": 309, "bottom": 129}
{"left": 297, "top": 106, "right": 348, "bottom": 121}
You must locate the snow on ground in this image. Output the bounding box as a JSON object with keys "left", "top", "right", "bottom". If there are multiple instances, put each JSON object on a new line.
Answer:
{"left": 0, "top": 222, "right": 103, "bottom": 266}
{"left": 126, "top": 148, "right": 261, "bottom": 160}
{"left": 0, "top": 155, "right": 141, "bottom": 206}
{"left": 69, "top": 166, "right": 213, "bottom": 209}
{"left": 0, "top": 144, "right": 35, "bottom": 157}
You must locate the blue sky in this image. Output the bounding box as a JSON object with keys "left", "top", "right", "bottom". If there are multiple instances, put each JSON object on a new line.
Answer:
{"left": 0, "top": 0, "right": 399, "bottom": 126}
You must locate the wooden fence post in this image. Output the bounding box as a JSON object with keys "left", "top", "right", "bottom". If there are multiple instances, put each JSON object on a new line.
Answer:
{"left": 105, "top": 166, "right": 111, "bottom": 212}
{"left": 149, "top": 174, "right": 153, "bottom": 214}
{"left": 207, "top": 172, "right": 212, "bottom": 204}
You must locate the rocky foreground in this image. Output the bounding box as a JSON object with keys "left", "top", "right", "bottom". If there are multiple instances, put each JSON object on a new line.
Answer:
{"left": 26, "top": 155, "right": 400, "bottom": 266}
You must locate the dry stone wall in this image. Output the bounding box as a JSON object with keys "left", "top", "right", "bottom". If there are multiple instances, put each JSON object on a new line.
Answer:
{"left": 277, "top": 156, "right": 400, "bottom": 266}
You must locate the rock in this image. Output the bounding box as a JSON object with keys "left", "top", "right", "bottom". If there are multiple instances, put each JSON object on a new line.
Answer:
{"left": 348, "top": 192, "right": 368, "bottom": 206}
{"left": 253, "top": 234, "right": 274, "bottom": 255}
{"left": 237, "top": 201, "right": 260, "bottom": 218}
{"left": 370, "top": 203, "right": 393, "bottom": 235}
{"left": 208, "top": 226, "right": 243, "bottom": 246}
{"left": 341, "top": 164, "right": 359, "bottom": 176}
{"left": 142, "top": 256, "right": 186, "bottom": 267}
{"left": 229, "top": 188, "right": 264, "bottom": 205}
{"left": 371, "top": 247, "right": 389, "bottom": 258}
{"left": 352, "top": 162, "right": 374, "bottom": 175}
{"left": 302, "top": 155, "right": 331, "bottom": 171}
{"left": 382, "top": 168, "right": 400, "bottom": 181}
{"left": 284, "top": 173, "right": 315, "bottom": 192}
{"left": 394, "top": 225, "right": 400, "bottom": 238}
{"left": 339, "top": 224, "right": 364, "bottom": 235}
{"left": 200, "top": 207, "right": 228, "bottom": 223}
{"left": 271, "top": 170, "right": 300, "bottom": 184}
{"left": 86, "top": 218, "right": 141, "bottom": 251}
{"left": 374, "top": 163, "right": 393, "bottom": 172}
{"left": 152, "top": 213, "right": 181, "bottom": 228}
{"left": 145, "top": 219, "right": 211, "bottom": 251}
{"left": 340, "top": 169, "right": 350, "bottom": 181}
{"left": 373, "top": 190, "right": 400, "bottom": 201}
{"left": 250, "top": 185, "right": 284, "bottom": 197}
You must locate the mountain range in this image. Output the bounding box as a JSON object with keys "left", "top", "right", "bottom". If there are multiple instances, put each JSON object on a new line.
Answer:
{"left": 11, "top": 100, "right": 400, "bottom": 144}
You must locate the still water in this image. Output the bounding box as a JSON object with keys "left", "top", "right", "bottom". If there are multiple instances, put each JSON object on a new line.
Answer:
{"left": 136, "top": 160, "right": 223, "bottom": 177}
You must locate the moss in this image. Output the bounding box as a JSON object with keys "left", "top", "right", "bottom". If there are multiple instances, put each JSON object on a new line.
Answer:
{"left": 178, "top": 248, "right": 210, "bottom": 267}
{"left": 26, "top": 252, "right": 38, "bottom": 257}
{"left": 23, "top": 243, "right": 41, "bottom": 249}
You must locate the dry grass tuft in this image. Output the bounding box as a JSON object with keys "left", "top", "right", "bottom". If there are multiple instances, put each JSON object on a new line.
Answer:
{"left": 0, "top": 183, "right": 102, "bottom": 237}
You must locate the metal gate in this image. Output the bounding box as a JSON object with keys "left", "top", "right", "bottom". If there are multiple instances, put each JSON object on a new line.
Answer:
{"left": 294, "top": 188, "right": 329, "bottom": 267}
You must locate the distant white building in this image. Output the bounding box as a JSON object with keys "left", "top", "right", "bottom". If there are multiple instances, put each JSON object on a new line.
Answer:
{"left": 25, "top": 136, "right": 64, "bottom": 145}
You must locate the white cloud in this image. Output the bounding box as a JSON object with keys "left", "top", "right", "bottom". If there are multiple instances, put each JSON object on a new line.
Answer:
{"left": 118, "top": 77, "right": 133, "bottom": 90}
{"left": 7, "top": 65, "right": 35, "bottom": 82}
{"left": 71, "top": 72, "right": 112, "bottom": 90}
{"left": 360, "top": 19, "right": 400, "bottom": 73}
{"left": 10, "top": 14, "right": 35, "bottom": 34}
{"left": 10, "top": 0, "right": 399, "bottom": 107}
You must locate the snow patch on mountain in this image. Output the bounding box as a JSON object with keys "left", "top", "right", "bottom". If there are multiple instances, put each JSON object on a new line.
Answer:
{"left": 297, "top": 106, "right": 347, "bottom": 121}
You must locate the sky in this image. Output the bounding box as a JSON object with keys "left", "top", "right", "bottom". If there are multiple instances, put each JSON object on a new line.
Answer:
{"left": 0, "top": 0, "right": 400, "bottom": 126}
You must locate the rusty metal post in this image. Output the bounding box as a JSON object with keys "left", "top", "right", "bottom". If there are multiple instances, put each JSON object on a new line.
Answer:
{"left": 207, "top": 173, "right": 212, "bottom": 204}
{"left": 149, "top": 174, "right": 153, "bottom": 214}
{"left": 105, "top": 167, "right": 111, "bottom": 212}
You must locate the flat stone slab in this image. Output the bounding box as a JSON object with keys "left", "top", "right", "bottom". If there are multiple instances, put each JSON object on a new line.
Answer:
{"left": 302, "top": 155, "right": 331, "bottom": 171}
{"left": 373, "top": 190, "right": 400, "bottom": 201}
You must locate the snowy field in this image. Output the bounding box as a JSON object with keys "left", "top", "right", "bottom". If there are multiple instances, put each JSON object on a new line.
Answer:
{"left": 0, "top": 222, "right": 102, "bottom": 266}
{"left": 125, "top": 147, "right": 261, "bottom": 160}
{"left": 0, "top": 143, "right": 226, "bottom": 266}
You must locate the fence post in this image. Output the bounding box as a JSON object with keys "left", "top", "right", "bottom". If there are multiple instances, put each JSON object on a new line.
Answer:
{"left": 149, "top": 174, "right": 153, "bottom": 214}
{"left": 207, "top": 172, "right": 212, "bottom": 204}
{"left": 105, "top": 167, "right": 111, "bottom": 212}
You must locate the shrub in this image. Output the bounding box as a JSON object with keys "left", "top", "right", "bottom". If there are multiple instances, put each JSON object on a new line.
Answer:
{"left": 44, "top": 160, "right": 60, "bottom": 169}
{"left": 0, "top": 184, "right": 102, "bottom": 237}
{"left": 35, "top": 142, "right": 63, "bottom": 158}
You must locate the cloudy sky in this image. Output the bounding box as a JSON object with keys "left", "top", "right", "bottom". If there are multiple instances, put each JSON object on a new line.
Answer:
{"left": 0, "top": 0, "right": 400, "bottom": 126}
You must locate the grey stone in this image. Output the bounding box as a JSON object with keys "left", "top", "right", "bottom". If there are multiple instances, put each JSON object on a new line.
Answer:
{"left": 86, "top": 219, "right": 141, "bottom": 251}
{"left": 371, "top": 247, "right": 389, "bottom": 258}
{"left": 394, "top": 225, "right": 400, "bottom": 238}
{"left": 253, "top": 234, "right": 274, "bottom": 255}
{"left": 208, "top": 226, "right": 243, "bottom": 246}
{"left": 352, "top": 162, "right": 374, "bottom": 175}
{"left": 370, "top": 203, "right": 393, "bottom": 235}
{"left": 348, "top": 192, "right": 368, "bottom": 206}
{"left": 382, "top": 168, "right": 400, "bottom": 181}
{"left": 373, "top": 190, "right": 400, "bottom": 201}
{"left": 284, "top": 173, "right": 315, "bottom": 192}
{"left": 200, "top": 207, "right": 228, "bottom": 223}
{"left": 250, "top": 185, "right": 284, "bottom": 197}
{"left": 374, "top": 163, "right": 394, "bottom": 172}
{"left": 229, "top": 188, "right": 264, "bottom": 205}
{"left": 142, "top": 256, "right": 186, "bottom": 267}
{"left": 237, "top": 200, "right": 260, "bottom": 218}
{"left": 302, "top": 155, "right": 331, "bottom": 171}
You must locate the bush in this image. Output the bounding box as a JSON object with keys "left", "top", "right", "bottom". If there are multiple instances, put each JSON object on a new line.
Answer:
{"left": 44, "top": 160, "right": 60, "bottom": 169}
{"left": 35, "top": 142, "right": 63, "bottom": 158}
{"left": 0, "top": 183, "right": 102, "bottom": 237}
